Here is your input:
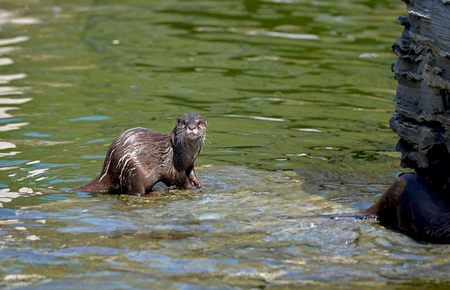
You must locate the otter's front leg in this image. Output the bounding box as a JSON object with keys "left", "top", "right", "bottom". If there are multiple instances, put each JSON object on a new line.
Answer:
{"left": 187, "top": 168, "right": 202, "bottom": 188}
{"left": 172, "top": 173, "right": 196, "bottom": 190}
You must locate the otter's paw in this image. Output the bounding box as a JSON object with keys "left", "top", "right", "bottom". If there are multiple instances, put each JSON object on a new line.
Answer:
{"left": 189, "top": 180, "right": 202, "bottom": 189}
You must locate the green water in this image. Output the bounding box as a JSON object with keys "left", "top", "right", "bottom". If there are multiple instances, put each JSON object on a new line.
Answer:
{"left": 1, "top": 0, "right": 449, "bottom": 289}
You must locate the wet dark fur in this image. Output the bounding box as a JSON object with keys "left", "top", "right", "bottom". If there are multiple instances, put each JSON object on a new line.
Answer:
{"left": 370, "top": 173, "right": 450, "bottom": 243}
{"left": 73, "top": 113, "right": 207, "bottom": 195}
{"left": 311, "top": 173, "right": 450, "bottom": 243}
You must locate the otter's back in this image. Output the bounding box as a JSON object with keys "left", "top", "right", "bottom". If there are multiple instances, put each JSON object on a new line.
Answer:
{"left": 98, "top": 128, "right": 173, "bottom": 188}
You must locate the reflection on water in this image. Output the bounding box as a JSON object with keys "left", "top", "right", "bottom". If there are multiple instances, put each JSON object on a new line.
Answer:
{"left": 0, "top": 0, "right": 445, "bottom": 289}
{"left": 0, "top": 8, "right": 42, "bottom": 208}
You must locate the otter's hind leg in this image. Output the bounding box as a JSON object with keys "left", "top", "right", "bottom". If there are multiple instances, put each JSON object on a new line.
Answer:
{"left": 122, "top": 167, "right": 160, "bottom": 195}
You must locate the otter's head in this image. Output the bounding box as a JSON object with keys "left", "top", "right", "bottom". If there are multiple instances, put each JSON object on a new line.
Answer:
{"left": 173, "top": 113, "right": 208, "bottom": 145}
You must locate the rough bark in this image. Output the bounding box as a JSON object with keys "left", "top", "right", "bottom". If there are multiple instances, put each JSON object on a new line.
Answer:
{"left": 390, "top": 0, "right": 450, "bottom": 193}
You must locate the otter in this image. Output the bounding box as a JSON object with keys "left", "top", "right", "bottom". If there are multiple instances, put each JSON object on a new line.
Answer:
{"left": 73, "top": 113, "right": 208, "bottom": 195}
{"left": 365, "top": 173, "right": 450, "bottom": 243}
{"left": 308, "top": 173, "right": 450, "bottom": 243}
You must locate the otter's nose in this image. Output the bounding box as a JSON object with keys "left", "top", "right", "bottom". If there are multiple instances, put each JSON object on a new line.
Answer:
{"left": 188, "top": 124, "right": 197, "bottom": 130}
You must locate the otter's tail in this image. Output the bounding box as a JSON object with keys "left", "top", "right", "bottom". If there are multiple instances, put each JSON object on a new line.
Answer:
{"left": 71, "top": 177, "right": 110, "bottom": 192}
{"left": 296, "top": 209, "right": 378, "bottom": 220}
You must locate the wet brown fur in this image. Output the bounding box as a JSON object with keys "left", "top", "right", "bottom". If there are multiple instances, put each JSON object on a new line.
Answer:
{"left": 73, "top": 113, "right": 207, "bottom": 195}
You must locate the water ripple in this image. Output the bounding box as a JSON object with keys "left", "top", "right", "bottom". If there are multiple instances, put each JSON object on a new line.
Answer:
{"left": 246, "top": 30, "right": 320, "bottom": 40}
{"left": 0, "top": 73, "right": 27, "bottom": 84}
{"left": 0, "top": 36, "right": 29, "bottom": 46}
{"left": 225, "top": 114, "right": 285, "bottom": 122}
{"left": 69, "top": 115, "right": 111, "bottom": 122}
{"left": 0, "top": 10, "right": 39, "bottom": 209}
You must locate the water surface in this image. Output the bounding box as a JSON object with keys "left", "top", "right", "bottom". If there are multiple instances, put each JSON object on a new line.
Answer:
{"left": 1, "top": 0, "right": 449, "bottom": 289}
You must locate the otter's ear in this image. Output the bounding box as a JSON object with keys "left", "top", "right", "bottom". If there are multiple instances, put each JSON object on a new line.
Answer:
{"left": 203, "top": 120, "right": 208, "bottom": 127}
{"left": 177, "top": 118, "right": 182, "bottom": 125}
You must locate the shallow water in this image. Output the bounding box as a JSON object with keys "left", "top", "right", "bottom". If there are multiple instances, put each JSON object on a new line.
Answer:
{"left": 1, "top": 0, "right": 449, "bottom": 289}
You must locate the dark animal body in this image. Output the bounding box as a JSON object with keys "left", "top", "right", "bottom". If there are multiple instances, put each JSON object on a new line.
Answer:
{"left": 73, "top": 113, "right": 207, "bottom": 195}
{"left": 312, "top": 173, "right": 450, "bottom": 243}
{"left": 367, "top": 173, "right": 450, "bottom": 243}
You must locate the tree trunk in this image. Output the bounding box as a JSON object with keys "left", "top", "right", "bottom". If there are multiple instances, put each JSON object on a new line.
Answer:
{"left": 390, "top": 0, "right": 450, "bottom": 192}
